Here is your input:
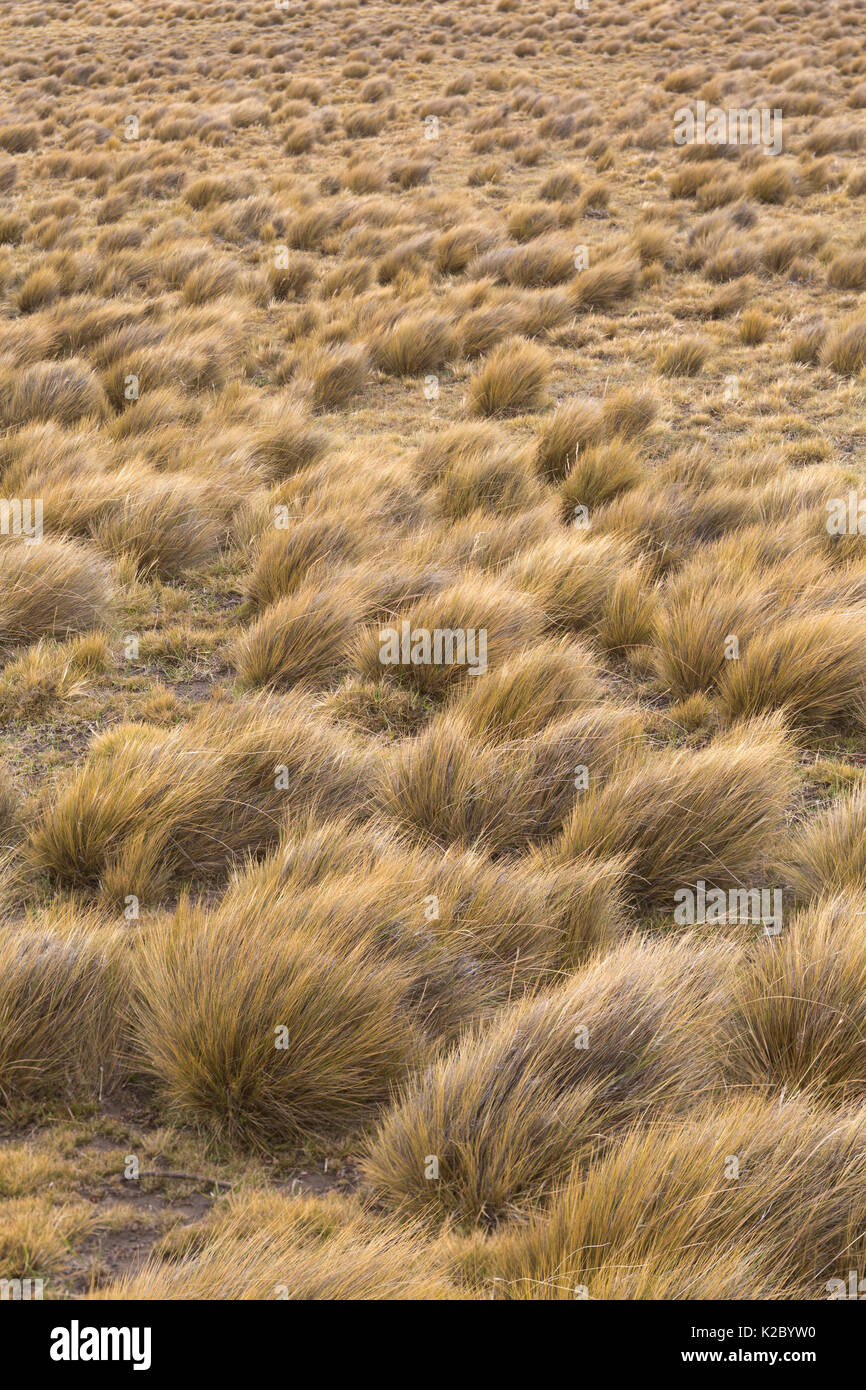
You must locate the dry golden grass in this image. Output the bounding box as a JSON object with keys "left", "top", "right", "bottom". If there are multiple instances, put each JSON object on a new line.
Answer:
{"left": 363, "top": 936, "right": 736, "bottom": 1223}
{"left": 782, "top": 789, "right": 866, "bottom": 904}
{"left": 0, "top": 912, "right": 125, "bottom": 1105}
{"left": 534, "top": 398, "right": 604, "bottom": 482}
{"left": 724, "top": 892, "right": 866, "bottom": 1100}
{"left": 718, "top": 609, "right": 866, "bottom": 728}
{"left": 99, "top": 1193, "right": 457, "bottom": 1300}
{"left": 131, "top": 900, "right": 423, "bottom": 1147}
{"left": 0, "top": 538, "right": 111, "bottom": 644}
{"left": 555, "top": 716, "right": 795, "bottom": 908}
{"left": 656, "top": 335, "right": 708, "bottom": 377}
{"left": 467, "top": 337, "right": 551, "bottom": 417}
{"left": 457, "top": 1094, "right": 866, "bottom": 1298}
{"left": 29, "top": 695, "right": 370, "bottom": 898}
{"left": 2, "top": 0, "right": 866, "bottom": 1304}
{"left": 378, "top": 702, "right": 639, "bottom": 853}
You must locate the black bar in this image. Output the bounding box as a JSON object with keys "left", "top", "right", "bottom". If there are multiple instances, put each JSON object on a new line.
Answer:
{"left": 9, "top": 1298, "right": 858, "bottom": 1376}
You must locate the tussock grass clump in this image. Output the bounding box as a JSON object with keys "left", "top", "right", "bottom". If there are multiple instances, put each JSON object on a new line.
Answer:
{"left": 458, "top": 302, "right": 526, "bottom": 358}
{"left": 790, "top": 320, "right": 828, "bottom": 363}
{"left": 655, "top": 335, "right": 708, "bottom": 377}
{"left": 435, "top": 224, "right": 500, "bottom": 274}
{"left": 0, "top": 123, "right": 39, "bottom": 153}
{"left": 376, "top": 715, "right": 520, "bottom": 850}
{"left": 413, "top": 421, "right": 504, "bottom": 487}
{"left": 828, "top": 250, "right": 866, "bottom": 290}
{"left": 652, "top": 567, "right": 769, "bottom": 698}
{"left": 539, "top": 167, "right": 581, "bottom": 201}
{"left": 428, "top": 845, "right": 629, "bottom": 980}
{"left": 500, "top": 236, "right": 576, "bottom": 289}
{"left": 724, "top": 893, "right": 866, "bottom": 1101}
{"left": 747, "top": 162, "right": 795, "bottom": 203}
{"left": 16, "top": 267, "right": 62, "bottom": 314}
{"left": 534, "top": 398, "right": 604, "bottom": 482}
{"left": 234, "top": 577, "right": 372, "bottom": 690}
{"left": 569, "top": 258, "right": 639, "bottom": 311}
{"left": 267, "top": 254, "right": 316, "bottom": 301}
{"left": 185, "top": 175, "right": 243, "bottom": 209}
{"left": 506, "top": 201, "right": 561, "bottom": 244}
{"left": 695, "top": 173, "right": 741, "bottom": 211}
{"left": 600, "top": 387, "right": 657, "bottom": 440}
{"left": 29, "top": 695, "right": 369, "bottom": 898}
{"left": 467, "top": 338, "right": 551, "bottom": 417}
{"left": 526, "top": 857, "right": 629, "bottom": 970}
{"left": 782, "top": 789, "right": 866, "bottom": 904}
{"left": 631, "top": 223, "right": 674, "bottom": 266}
{"left": 822, "top": 311, "right": 866, "bottom": 375}
{"left": 0, "top": 634, "right": 106, "bottom": 723}
{"left": 0, "top": 761, "right": 19, "bottom": 838}
{"left": 669, "top": 161, "right": 725, "bottom": 199}
{"left": 0, "top": 538, "right": 110, "bottom": 644}
{"left": 286, "top": 204, "right": 343, "bottom": 251}
{"left": 363, "top": 936, "right": 735, "bottom": 1223}
{"left": 181, "top": 258, "right": 238, "bottom": 306}
{"left": 390, "top": 157, "right": 431, "bottom": 189}
{"left": 0, "top": 1196, "right": 98, "bottom": 1278}
{"left": 593, "top": 481, "right": 756, "bottom": 573}
{"left": 434, "top": 439, "right": 540, "bottom": 520}
{"left": 343, "top": 160, "right": 389, "bottom": 195}
{"left": 245, "top": 518, "right": 357, "bottom": 608}
{"left": 354, "top": 574, "right": 544, "bottom": 698}
{"left": 597, "top": 564, "right": 658, "bottom": 654}
{"left": 662, "top": 65, "right": 708, "bottom": 93}
{"left": 763, "top": 230, "right": 821, "bottom": 274}
{"left": 507, "top": 704, "right": 642, "bottom": 844}
{"left": 301, "top": 344, "right": 371, "bottom": 411}
{"left": 247, "top": 404, "right": 328, "bottom": 479}
{"left": 464, "top": 852, "right": 626, "bottom": 980}
{"left": 213, "top": 855, "right": 489, "bottom": 1044}
{"left": 738, "top": 307, "right": 771, "bottom": 345}
{"left": 130, "top": 905, "right": 422, "bottom": 1146}
{"left": 369, "top": 311, "right": 454, "bottom": 377}
{"left": 805, "top": 121, "right": 865, "bottom": 156}
{"left": 704, "top": 240, "right": 759, "bottom": 283}
{"left": 91, "top": 477, "right": 221, "bottom": 577}
{"left": 0, "top": 916, "right": 125, "bottom": 1105}
{"left": 506, "top": 533, "right": 633, "bottom": 633}
{"left": 98, "top": 331, "right": 235, "bottom": 405}
{"left": 555, "top": 716, "right": 795, "bottom": 908}
{"left": 718, "top": 610, "right": 866, "bottom": 728}
{"left": 0, "top": 359, "right": 108, "bottom": 428}
{"left": 467, "top": 1095, "right": 866, "bottom": 1298}
{"left": 0, "top": 212, "right": 24, "bottom": 245}
{"left": 447, "top": 638, "right": 602, "bottom": 739}
{"left": 559, "top": 436, "right": 643, "bottom": 512}
{"left": 221, "top": 814, "right": 624, "bottom": 1000}
{"left": 379, "top": 703, "right": 637, "bottom": 853}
